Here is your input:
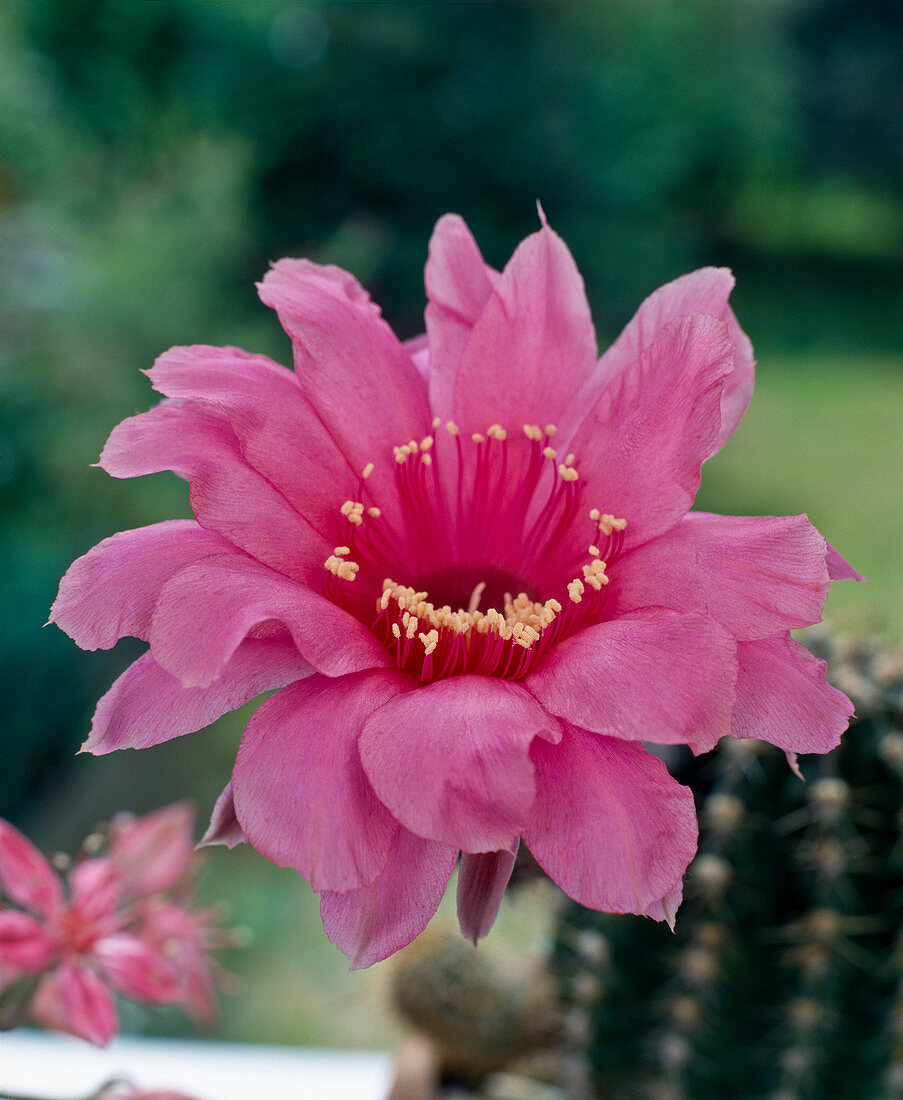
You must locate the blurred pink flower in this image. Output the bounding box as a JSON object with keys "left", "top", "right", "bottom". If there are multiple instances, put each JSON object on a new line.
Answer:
{"left": 0, "top": 806, "right": 229, "bottom": 1043}
{"left": 96, "top": 1082, "right": 206, "bottom": 1100}
{"left": 52, "top": 213, "right": 860, "bottom": 967}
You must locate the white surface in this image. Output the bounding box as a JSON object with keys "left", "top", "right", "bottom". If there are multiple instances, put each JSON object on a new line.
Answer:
{"left": 0, "top": 1032, "right": 393, "bottom": 1099}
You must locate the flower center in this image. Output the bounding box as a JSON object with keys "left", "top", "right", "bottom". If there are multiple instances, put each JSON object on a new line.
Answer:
{"left": 322, "top": 421, "right": 626, "bottom": 683}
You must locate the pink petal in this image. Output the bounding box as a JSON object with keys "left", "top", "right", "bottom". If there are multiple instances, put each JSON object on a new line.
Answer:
{"left": 257, "top": 259, "right": 431, "bottom": 517}
{"left": 84, "top": 637, "right": 310, "bottom": 755}
{"left": 69, "top": 859, "right": 120, "bottom": 929}
{"left": 424, "top": 213, "right": 498, "bottom": 419}
{"left": 642, "top": 880, "right": 684, "bottom": 931}
{"left": 731, "top": 634, "right": 854, "bottom": 754}
{"left": 147, "top": 345, "right": 358, "bottom": 528}
{"left": 0, "top": 911, "right": 57, "bottom": 971}
{"left": 564, "top": 313, "right": 734, "bottom": 549}
{"left": 93, "top": 933, "right": 182, "bottom": 1003}
{"left": 526, "top": 610, "right": 736, "bottom": 754}
{"left": 456, "top": 846, "right": 517, "bottom": 946}
{"left": 149, "top": 554, "right": 390, "bottom": 687}
{"left": 109, "top": 802, "right": 196, "bottom": 897}
{"left": 0, "top": 819, "right": 63, "bottom": 917}
{"left": 320, "top": 828, "right": 457, "bottom": 970}
{"left": 100, "top": 399, "right": 329, "bottom": 584}
{"left": 29, "top": 963, "right": 118, "bottom": 1046}
{"left": 826, "top": 541, "right": 864, "bottom": 582}
{"left": 450, "top": 222, "right": 597, "bottom": 435}
{"left": 50, "top": 521, "right": 233, "bottom": 651}
{"left": 571, "top": 266, "right": 754, "bottom": 454}
{"left": 359, "top": 676, "right": 561, "bottom": 853}
{"left": 608, "top": 512, "right": 831, "bottom": 640}
{"left": 523, "top": 725, "right": 698, "bottom": 916}
{"left": 200, "top": 783, "right": 246, "bottom": 849}
{"left": 232, "top": 670, "right": 412, "bottom": 892}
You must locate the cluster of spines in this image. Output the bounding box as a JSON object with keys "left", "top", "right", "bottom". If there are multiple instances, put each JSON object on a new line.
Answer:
{"left": 548, "top": 630, "right": 903, "bottom": 1099}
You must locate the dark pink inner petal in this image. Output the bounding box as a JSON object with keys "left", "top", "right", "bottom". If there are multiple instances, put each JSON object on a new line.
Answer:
{"left": 456, "top": 846, "right": 517, "bottom": 945}
{"left": 526, "top": 609, "right": 736, "bottom": 753}
{"left": 232, "top": 670, "right": 412, "bottom": 893}
{"left": 523, "top": 725, "right": 698, "bottom": 916}
{"left": 730, "top": 634, "right": 854, "bottom": 754}
{"left": 359, "top": 675, "right": 560, "bottom": 853}
{"left": 607, "top": 512, "right": 832, "bottom": 641}
{"left": 85, "top": 638, "right": 311, "bottom": 755}
{"left": 320, "top": 828, "right": 457, "bottom": 970}
{"left": 50, "top": 520, "right": 234, "bottom": 651}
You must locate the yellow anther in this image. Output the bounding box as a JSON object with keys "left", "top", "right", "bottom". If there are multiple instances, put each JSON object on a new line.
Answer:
{"left": 406, "top": 617, "right": 418, "bottom": 640}
{"left": 523, "top": 424, "right": 543, "bottom": 441}
{"left": 487, "top": 424, "right": 507, "bottom": 441}
{"left": 598, "top": 513, "right": 627, "bottom": 536}
{"left": 547, "top": 598, "right": 562, "bottom": 613}
{"left": 564, "top": 453, "right": 576, "bottom": 467}
{"left": 543, "top": 446, "right": 557, "bottom": 460}
{"left": 367, "top": 506, "right": 381, "bottom": 518}
{"left": 392, "top": 623, "right": 401, "bottom": 639}
{"left": 393, "top": 446, "right": 408, "bottom": 464}
{"left": 361, "top": 462, "right": 374, "bottom": 479}
{"left": 446, "top": 421, "right": 459, "bottom": 436}
{"left": 419, "top": 629, "right": 439, "bottom": 656}
{"left": 340, "top": 500, "right": 356, "bottom": 516}
{"left": 472, "top": 433, "right": 485, "bottom": 444}
{"left": 544, "top": 424, "right": 557, "bottom": 436}
{"left": 589, "top": 508, "right": 600, "bottom": 522}
{"left": 559, "top": 465, "right": 579, "bottom": 482}
{"left": 420, "top": 435, "right": 434, "bottom": 451}
{"left": 347, "top": 513, "right": 363, "bottom": 526}
{"left": 333, "top": 545, "right": 351, "bottom": 556}
{"left": 421, "top": 453, "right": 433, "bottom": 466}
{"left": 588, "top": 544, "right": 600, "bottom": 557}
{"left": 568, "top": 579, "right": 585, "bottom": 603}
{"left": 432, "top": 416, "right": 441, "bottom": 429}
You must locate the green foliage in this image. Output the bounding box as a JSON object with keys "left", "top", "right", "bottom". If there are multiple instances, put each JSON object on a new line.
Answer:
{"left": 552, "top": 632, "right": 903, "bottom": 1099}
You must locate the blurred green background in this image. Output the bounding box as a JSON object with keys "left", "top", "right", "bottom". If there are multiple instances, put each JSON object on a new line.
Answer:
{"left": 1, "top": 0, "right": 900, "bottom": 1049}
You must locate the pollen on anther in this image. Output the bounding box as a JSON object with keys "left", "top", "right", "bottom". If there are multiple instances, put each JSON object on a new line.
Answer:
{"left": 567, "top": 579, "right": 585, "bottom": 603}
{"left": 559, "top": 465, "right": 579, "bottom": 482}
{"left": 543, "top": 447, "right": 557, "bottom": 460}
{"left": 361, "top": 463, "right": 374, "bottom": 480}
{"left": 421, "top": 453, "right": 433, "bottom": 466}
{"left": 420, "top": 435, "right": 434, "bottom": 451}
{"left": 391, "top": 623, "right": 401, "bottom": 639}
{"left": 544, "top": 424, "right": 558, "bottom": 436}
{"left": 367, "top": 506, "right": 381, "bottom": 518}
{"left": 446, "top": 421, "right": 459, "bottom": 436}
{"left": 432, "top": 417, "right": 441, "bottom": 429}
{"left": 487, "top": 424, "right": 507, "bottom": 441}
{"left": 333, "top": 545, "right": 351, "bottom": 556}
{"left": 588, "top": 544, "right": 600, "bottom": 557}
{"left": 589, "top": 508, "right": 600, "bottom": 522}
{"left": 598, "top": 513, "right": 627, "bottom": 536}
{"left": 472, "top": 433, "right": 485, "bottom": 444}
{"left": 523, "top": 424, "right": 543, "bottom": 441}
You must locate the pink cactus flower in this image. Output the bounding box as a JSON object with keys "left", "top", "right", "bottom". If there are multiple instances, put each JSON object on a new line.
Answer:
{"left": 51, "top": 213, "right": 859, "bottom": 968}
{"left": 0, "top": 821, "right": 182, "bottom": 1044}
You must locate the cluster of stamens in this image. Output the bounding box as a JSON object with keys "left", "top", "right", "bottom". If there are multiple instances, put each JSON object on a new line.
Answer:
{"left": 322, "top": 419, "right": 626, "bottom": 682}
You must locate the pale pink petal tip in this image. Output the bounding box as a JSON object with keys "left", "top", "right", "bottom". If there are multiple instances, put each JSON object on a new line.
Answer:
{"left": 786, "top": 751, "right": 804, "bottom": 780}
{"left": 642, "top": 879, "right": 685, "bottom": 932}
{"left": 200, "top": 783, "right": 246, "bottom": 849}
{"left": 457, "top": 846, "right": 518, "bottom": 946}
{"left": 826, "top": 542, "right": 864, "bottom": 582}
